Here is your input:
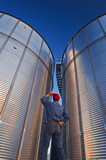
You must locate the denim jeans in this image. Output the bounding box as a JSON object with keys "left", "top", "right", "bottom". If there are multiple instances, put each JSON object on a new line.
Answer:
{"left": 39, "top": 122, "right": 66, "bottom": 160}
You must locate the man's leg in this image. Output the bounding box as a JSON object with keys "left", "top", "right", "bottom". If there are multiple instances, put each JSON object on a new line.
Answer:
{"left": 39, "top": 122, "right": 55, "bottom": 160}
{"left": 53, "top": 124, "right": 66, "bottom": 160}
{"left": 39, "top": 129, "right": 52, "bottom": 160}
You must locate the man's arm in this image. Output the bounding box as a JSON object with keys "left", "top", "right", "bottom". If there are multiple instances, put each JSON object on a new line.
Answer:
{"left": 45, "top": 92, "right": 55, "bottom": 98}
{"left": 63, "top": 108, "right": 70, "bottom": 122}
{"left": 58, "top": 108, "right": 70, "bottom": 125}
{"left": 40, "top": 92, "right": 55, "bottom": 105}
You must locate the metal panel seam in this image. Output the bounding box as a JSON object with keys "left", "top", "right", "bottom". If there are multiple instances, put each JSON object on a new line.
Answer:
{"left": 17, "top": 40, "right": 44, "bottom": 160}
{"left": 0, "top": 29, "right": 33, "bottom": 119}
{"left": 97, "top": 18, "right": 106, "bottom": 35}
{"left": 83, "top": 28, "right": 106, "bottom": 124}
{"left": 72, "top": 39, "right": 86, "bottom": 160}
{"left": 0, "top": 20, "right": 19, "bottom": 54}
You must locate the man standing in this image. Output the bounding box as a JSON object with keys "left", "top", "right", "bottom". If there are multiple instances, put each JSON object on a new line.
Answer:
{"left": 39, "top": 92, "right": 70, "bottom": 160}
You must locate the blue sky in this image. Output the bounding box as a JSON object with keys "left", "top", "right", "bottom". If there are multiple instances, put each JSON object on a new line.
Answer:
{"left": 0, "top": 0, "right": 106, "bottom": 94}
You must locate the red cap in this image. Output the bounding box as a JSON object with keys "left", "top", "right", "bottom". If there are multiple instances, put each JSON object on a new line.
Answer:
{"left": 53, "top": 93, "right": 60, "bottom": 101}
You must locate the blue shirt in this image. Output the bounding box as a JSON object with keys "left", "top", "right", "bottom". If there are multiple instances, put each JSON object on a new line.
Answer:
{"left": 41, "top": 96, "right": 70, "bottom": 122}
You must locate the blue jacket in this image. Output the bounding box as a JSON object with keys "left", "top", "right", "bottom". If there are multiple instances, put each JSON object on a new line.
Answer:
{"left": 41, "top": 96, "right": 70, "bottom": 122}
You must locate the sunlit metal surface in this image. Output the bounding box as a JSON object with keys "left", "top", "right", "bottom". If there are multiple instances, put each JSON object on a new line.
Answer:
{"left": 60, "top": 14, "right": 106, "bottom": 159}
{"left": 0, "top": 12, "right": 54, "bottom": 160}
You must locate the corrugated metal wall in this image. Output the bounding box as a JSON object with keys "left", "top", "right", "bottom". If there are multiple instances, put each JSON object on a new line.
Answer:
{"left": 62, "top": 14, "right": 106, "bottom": 159}
{"left": 0, "top": 13, "right": 54, "bottom": 160}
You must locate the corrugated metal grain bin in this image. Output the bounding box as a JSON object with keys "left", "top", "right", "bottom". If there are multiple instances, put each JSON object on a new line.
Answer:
{"left": 0, "top": 12, "right": 54, "bottom": 160}
{"left": 57, "top": 14, "right": 106, "bottom": 160}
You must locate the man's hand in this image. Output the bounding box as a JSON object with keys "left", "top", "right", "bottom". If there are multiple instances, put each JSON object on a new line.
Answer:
{"left": 50, "top": 92, "right": 55, "bottom": 95}
{"left": 46, "top": 92, "right": 55, "bottom": 97}
{"left": 58, "top": 121, "right": 64, "bottom": 125}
